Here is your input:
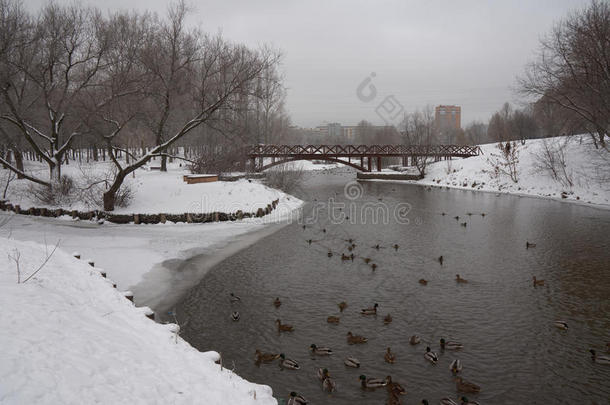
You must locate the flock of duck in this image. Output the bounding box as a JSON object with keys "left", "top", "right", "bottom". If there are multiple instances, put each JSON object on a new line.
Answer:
{"left": 224, "top": 206, "right": 610, "bottom": 404}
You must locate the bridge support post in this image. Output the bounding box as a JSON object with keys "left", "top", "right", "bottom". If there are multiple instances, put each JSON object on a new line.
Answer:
{"left": 250, "top": 157, "right": 256, "bottom": 172}
{"left": 377, "top": 156, "right": 381, "bottom": 172}
{"left": 361, "top": 157, "right": 364, "bottom": 168}
{"left": 367, "top": 157, "right": 371, "bottom": 172}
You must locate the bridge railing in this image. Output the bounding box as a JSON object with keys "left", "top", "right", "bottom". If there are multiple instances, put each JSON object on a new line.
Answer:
{"left": 247, "top": 144, "right": 482, "bottom": 157}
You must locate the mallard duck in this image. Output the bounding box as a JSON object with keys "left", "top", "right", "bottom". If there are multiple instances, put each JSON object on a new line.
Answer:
{"left": 371, "top": 263, "right": 378, "bottom": 270}
{"left": 533, "top": 276, "right": 544, "bottom": 287}
{"left": 393, "top": 244, "right": 399, "bottom": 251}
{"left": 273, "top": 297, "right": 281, "bottom": 308}
{"left": 441, "top": 338, "right": 464, "bottom": 350}
{"left": 317, "top": 367, "right": 330, "bottom": 381}
{"left": 230, "top": 311, "right": 240, "bottom": 321}
{"left": 229, "top": 292, "right": 241, "bottom": 303}
{"left": 450, "top": 359, "right": 463, "bottom": 373}
{"left": 424, "top": 346, "right": 438, "bottom": 364}
{"left": 276, "top": 319, "right": 294, "bottom": 332}
{"left": 438, "top": 255, "right": 444, "bottom": 265}
{"left": 347, "top": 331, "right": 368, "bottom": 344}
{"left": 384, "top": 314, "right": 393, "bottom": 324}
{"left": 589, "top": 349, "right": 610, "bottom": 365}
{"left": 322, "top": 375, "right": 336, "bottom": 392}
{"left": 344, "top": 357, "right": 360, "bottom": 368}
{"left": 279, "top": 354, "right": 299, "bottom": 370}
{"left": 254, "top": 349, "right": 279, "bottom": 363}
{"left": 456, "top": 377, "right": 481, "bottom": 393}
{"left": 385, "top": 375, "right": 406, "bottom": 395}
{"left": 359, "top": 375, "right": 387, "bottom": 389}
{"left": 409, "top": 335, "right": 421, "bottom": 345}
{"left": 455, "top": 274, "right": 468, "bottom": 283}
{"left": 361, "top": 303, "right": 378, "bottom": 315}
{"left": 460, "top": 397, "right": 481, "bottom": 405}
{"left": 310, "top": 344, "right": 332, "bottom": 355}
{"left": 287, "top": 391, "right": 307, "bottom": 405}
{"left": 419, "top": 279, "right": 428, "bottom": 285}
{"left": 526, "top": 241, "right": 536, "bottom": 249}
{"left": 327, "top": 316, "right": 340, "bottom": 324}
{"left": 439, "top": 399, "right": 458, "bottom": 405}
{"left": 338, "top": 301, "right": 347, "bottom": 312}
{"left": 384, "top": 347, "right": 396, "bottom": 364}
{"left": 554, "top": 320, "right": 568, "bottom": 330}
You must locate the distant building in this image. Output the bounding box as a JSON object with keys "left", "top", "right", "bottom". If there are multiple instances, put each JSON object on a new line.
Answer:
{"left": 315, "top": 123, "right": 390, "bottom": 141}
{"left": 435, "top": 105, "right": 461, "bottom": 143}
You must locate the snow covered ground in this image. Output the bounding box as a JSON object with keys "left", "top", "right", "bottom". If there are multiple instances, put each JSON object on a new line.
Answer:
{"left": 368, "top": 135, "right": 610, "bottom": 208}
{"left": 0, "top": 237, "right": 276, "bottom": 405}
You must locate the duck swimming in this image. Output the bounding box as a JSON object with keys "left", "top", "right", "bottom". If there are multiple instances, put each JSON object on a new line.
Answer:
{"left": 419, "top": 279, "right": 428, "bottom": 285}
{"left": 359, "top": 375, "right": 387, "bottom": 389}
{"left": 276, "top": 319, "right": 294, "bottom": 332}
{"left": 347, "top": 331, "right": 368, "bottom": 344}
{"left": 273, "top": 297, "right": 281, "bottom": 308}
{"left": 386, "top": 375, "right": 406, "bottom": 396}
{"left": 254, "top": 349, "right": 279, "bottom": 363}
{"left": 327, "top": 316, "right": 340, "bottom": 324}
{"left": 344, "top": 357, "right": 360, "bottom": 368}
{"left": 409, "top": 335, "right": 421, "bottom": 345}
{"left": 589, "top": 349, "right": 610, "bottom": 365}
{"left": 279, "top": 354, "right": 299, "bottom": 370}
{"left": 338, "top": 301, "right": 347, "bottom": 312}
{"left": 533, "top": 276, "right": 545, "bottom": 287}
{"left": 441, "top": 338, "right": 464, "bottom": 350}
{"left": 230, "top": 311, "right": 240, "bottom": 321}
{"left": 554, "top": 320, "right": 568, "bottom": 330}
{"left": 287, "top": 392, "right": 307, "bottom": 405}
{"left": 310, "top": 344, "right": 332, "bottom": 355}
{"left": 424, "top": 346, "right": 438, "bottom": 364}
{"left": 450, "top": 359, "right": 463, "bottom": 373}
{"left": 361, "top": 303, "right": 378, "bottom": 315}
{"left": 456, "top": 377, "right": 481, "bottom": 393}
{"left": 384, "top": 347, "right": 396, "bottom": 364}
{"left": 456, "top": 274, "right": 468, "bottom": 283}
{"left": 384, "top": 314, "right": 393, "bottom": 324}
{"left": 229, "top": 293, "right": 241, "bottom": 303}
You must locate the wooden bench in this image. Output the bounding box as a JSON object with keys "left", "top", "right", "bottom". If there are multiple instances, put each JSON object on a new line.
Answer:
{"left": 183, "top": 174, "right": 219, "bottom": 184}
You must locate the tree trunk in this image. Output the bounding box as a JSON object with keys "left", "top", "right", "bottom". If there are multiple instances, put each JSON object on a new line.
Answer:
{"left": 161, "top": 154, "right": 167, "bottom": 171}
{"left": 103, "top": 170, "right": 126, "bottom": 211}
{"left": 12, "top": 147, "right": 24, "bottom": 179}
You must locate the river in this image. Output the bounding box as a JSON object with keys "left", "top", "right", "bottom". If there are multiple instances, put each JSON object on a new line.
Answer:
{"left": 176, "top": 169, "right": 610, "bottom": 404}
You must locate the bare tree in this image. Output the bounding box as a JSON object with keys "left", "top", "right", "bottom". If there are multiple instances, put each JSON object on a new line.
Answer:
{"left": 402, "top": 105, "right": 437, "bottom": 176}
{"left": 519, "top": 0, "right": 609, "bottom": 148}
{"left": 0, "top": 3, "right": 108, "bottom": 180}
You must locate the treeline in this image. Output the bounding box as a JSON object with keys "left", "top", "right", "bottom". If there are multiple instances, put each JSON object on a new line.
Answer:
{"left": 0, "top": 0, "right": 288, "bottom": 209}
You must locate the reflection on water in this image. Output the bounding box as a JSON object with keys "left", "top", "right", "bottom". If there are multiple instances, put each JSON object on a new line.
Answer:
{"left": 177, "top": 170, "right": 610, "bottom": 404}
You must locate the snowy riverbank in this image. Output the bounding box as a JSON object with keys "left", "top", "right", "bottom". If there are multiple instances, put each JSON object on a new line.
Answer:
{"left": 366, "top": 135, "right": 610, "bottom": 208}
{"left": 0, "top": 237, "right": 277, "bottom": 404}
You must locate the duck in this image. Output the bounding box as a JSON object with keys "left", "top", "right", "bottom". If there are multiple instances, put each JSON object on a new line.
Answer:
{"left": 327, "top": 316, "right": 340, "bottom": 324}
{"left": 460, "top": 397, "right": 481, "bottom": 405}
{"left": 424, "top": 346, "right": 438, "bottom": 364}
{"left": 460, "top": 222, "right": 467, "bottom": 227}
{"left": 467, "top": 212, "right": 472, "bottom": 216}
{"left": 347, "top": 331, "right": 368, "bottom": 344}
{"left": 383, "top": 314, "right": 393, "bottom": 324}
{"left": 279, "top": 353, "right": 299, "bottom": 370}
{"left": 456, "top": 377, "right": 481, "bottom": 393}
{"left": 344, "top": 357, "right": 360, "bottom": 368}
{"left": 229, "top": 292, "right": 241, "bottom": 303}
{"left": 384, "top": 347, "right": 396, "bottom": 364}
{"left": 276, "top": 319, "right": 294, "bottom": 332}
{"left": 526, "top": 241, "right": 536, "bottom": 249}
{"left": 533, "top": 276, "right": 545, "bottom": 287}
{"left": 322, "top": 375, "right": 336, "bottom": 392}
{"left": 341, "top": 253, "right": 351, "bottom": 261}
{"left": 439, "top": 399, "right": 458, "bottom": 405}
{"left": 327, "top": 251, "right": 333, "bottom": 257}
{"left": 287, "top": 391, "right": 308, "bottom": 405}
{"left": 386, "top": 375, "right": 406, "bottom": 396}
{"left": 481, "top": 213, "right": 486, "bottom": 217}
{"left": 273, "top": 297, "right": 281, "bottom": 308}
{"left": 371, "top": 263, "right": 378, "bottom": 270}
{"left": 317, "top": 367, "right": 330, "bottom": 381}
{"left": 554, "top": 320, "right": 568, "bottom": 330}
{"left": 359, "top": 375, "right": 387, "bottom": 389}
{"left": 393, "top": 244, "right": 399, "bottom": 251}
{"left": 338, "top": 301, "right": 347, "bottom": 312}
{"left": 589, "top": 349, "right": 610, "bottom": 365}
{"left": 441, "top": 338, "right": 464, "bottom": 350}
{"left": 361, "top": 303, "right": 378, "bottom": 315}
{"left": 419, "top": 279, "right": 428, "bottom": 285}
{"left": 310, "top": 344, "right": 332, "bottom": 355}
{"left": 438, "top": 255, "right": 444, "bottom": 265}
{"left": 450, "top": 359, "right": 463, "bottom": 373}
{"left": 373, "top": 244, "right": 381, "bottom": 250}
{"left": 456, "top": 274, "right": 468, "bottom": 283}
{"left": 362, "top": 257, "right": 372, "bottom": 264}
{"left": 409, "top": 335, "right": 421, "bottom": 345}
{"left": 254, "top": 349, "right": 279, "bottom": 363}
{"left": 230, "top": 311, "right": 240, "bottom": 321}
{"left": 454, "top": 216, "right": 460, "bottom": 220}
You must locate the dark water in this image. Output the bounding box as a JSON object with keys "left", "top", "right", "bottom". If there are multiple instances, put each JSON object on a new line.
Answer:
{"left": 177, "top": 170, "right": 610, "bottom": 404}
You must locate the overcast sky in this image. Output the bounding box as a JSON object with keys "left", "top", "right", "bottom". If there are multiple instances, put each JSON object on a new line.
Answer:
{"left": 28, "top": 0, "right": 591, "bottom": 128}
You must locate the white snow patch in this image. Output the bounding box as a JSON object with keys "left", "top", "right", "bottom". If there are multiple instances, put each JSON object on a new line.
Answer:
{"left": 0, "top": 237, "right": 276, "bottom": 404}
